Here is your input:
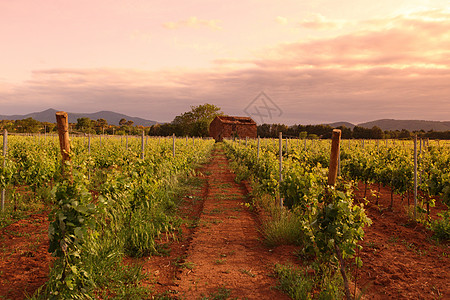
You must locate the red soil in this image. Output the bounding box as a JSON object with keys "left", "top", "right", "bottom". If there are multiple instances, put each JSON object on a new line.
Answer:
{"left": 140, "top": 148, "right": 297, "bottom": 299}
{"left": 0, "top": 211, "right": 52, "bottom": 299}
{"left": 354, "top": 183, "right": 450, "bottom": 299}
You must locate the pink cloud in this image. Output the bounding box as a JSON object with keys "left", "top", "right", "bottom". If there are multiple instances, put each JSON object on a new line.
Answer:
{"left": 163, "top": 17, "right": 222, "bottom": 30}
{"left": 298, "top": 13, "right": 344, "bottom": 30}
{"left": 1, "top": 10, "right": 449, "bottom": 124}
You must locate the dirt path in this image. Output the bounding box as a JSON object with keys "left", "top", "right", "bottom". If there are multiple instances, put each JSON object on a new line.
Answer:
{"left": 173, "top": 147, "right": 292, "bottom": 299}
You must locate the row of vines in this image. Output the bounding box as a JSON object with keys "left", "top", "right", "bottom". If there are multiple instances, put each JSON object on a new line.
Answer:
{"left": 1, "top": 133, "right": 214, "bottom": 298}
{"left": 223, "top": 136, "right": 449, "bottom": 298}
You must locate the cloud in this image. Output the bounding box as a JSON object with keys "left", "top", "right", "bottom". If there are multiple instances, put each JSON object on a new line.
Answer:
{"left": 298, "top": 13, "right": 345, "bottom": 30}
{"left": 163, "top": 17, "right": 222, "bottom": 30}
{"left": 251, "top": 10, "right": 450, "bottom": 70}
{"left": 275, "top": 16, "right": 288, "bottom": 25}
{"left": 2, "top": 10, "right": 449, "bottom": 124}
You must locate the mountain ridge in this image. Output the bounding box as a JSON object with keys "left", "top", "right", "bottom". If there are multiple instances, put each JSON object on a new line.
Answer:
{"left": 0, "top": 108, "right": 157, "bottom": 126}
{"left": 1, "top": 109, "right": 449, "bottom": 131}
{"left": 326, "top": 119, "right": 450, "bottom": 131}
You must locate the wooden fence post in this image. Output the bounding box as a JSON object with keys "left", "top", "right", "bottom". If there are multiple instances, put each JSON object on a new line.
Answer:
{"left": 173, "top": 134, "right": 176, "bottom": 157}
{"left": 141, "top": 131, "right": 145, "bottom": 160}
{"left": 56, "top": 111, "right": 72, "bottom": 179}
{"left": 279, "top": 132, "right": 283, "bottom": 207}
{"left": 257, "top": 136, "right": 260, "bottom": 160}
{"left": 328, "top": 129, "right": 341, "bottom": 186}
{"left": 414, "top": 135, "right": 418, "bottom": 220}
{"left": 1, "top": 129, "right": 7, "bottom": 211}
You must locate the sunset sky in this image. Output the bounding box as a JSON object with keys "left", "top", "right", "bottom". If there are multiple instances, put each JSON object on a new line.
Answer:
{"left": 1, "top": 0, "right": 449, "bottom": 124}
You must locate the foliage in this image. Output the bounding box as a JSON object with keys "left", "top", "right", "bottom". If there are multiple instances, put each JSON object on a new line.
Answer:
{"left": 430, "top": 210, "right": 450, "bottom": 241}
{"left": 0, "top": 135, "right": 214, "bottom": 298}
{"left": 172, "top": 103, "right": 223, "bottom": 137}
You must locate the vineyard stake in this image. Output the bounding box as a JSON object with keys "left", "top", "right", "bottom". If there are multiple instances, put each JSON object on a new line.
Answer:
{"left": 414, "top": 135, "right": 418, "bottom": 220}
{"left": 257, "top": 136, "right": 260, "bottom": 160}
{"left": 285, "top": 137, "right": 288, "bottom": 155}
{"left": 328, "top": 129, "right": 341, "bottom": 186}
{"left": 56, "top": 111, "right": 72, "bottom": 180}
{"left": 278, "top": 132, "right": 283, "bottom": 207}
{"left": 1, "top": 129, "right": 7, "bottom": 211}
{"left": 173, "top": 134, "right": 175, "bottom": 157}
{"left": 327, "top": 129, "right": 351, "bottom": 300}
{"left": 141, "top": 131, "right": 145, "bottom": 160}
{"left": 88, "top": 134, "right": 91, "bottom": 180}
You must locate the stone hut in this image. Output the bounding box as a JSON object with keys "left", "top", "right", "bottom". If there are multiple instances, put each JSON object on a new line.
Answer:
{"left": 209, "top": 116, "right": 257, "bottom": 142}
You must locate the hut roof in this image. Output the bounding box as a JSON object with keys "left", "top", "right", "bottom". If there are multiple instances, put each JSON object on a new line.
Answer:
{"left": 215, "top": 116, "right": 256, "bottom": 125}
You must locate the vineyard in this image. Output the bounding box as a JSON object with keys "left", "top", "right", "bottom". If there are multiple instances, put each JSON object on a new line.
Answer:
{"left": 0, "top": 122, "right": 449, "bottom": 299}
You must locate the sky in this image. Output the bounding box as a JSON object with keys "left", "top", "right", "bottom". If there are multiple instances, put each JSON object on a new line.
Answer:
{"left": 1, "top": 0, "right": 449, "bottom": 125}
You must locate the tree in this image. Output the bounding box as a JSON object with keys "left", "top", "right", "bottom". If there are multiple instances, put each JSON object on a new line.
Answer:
{"left": 371, "top": 126, "right": 384, "bottom": 139}
{"left": 15, "top": 118, "right": 40, "bottom": 133}
{"left": 96, "top": 118, "right": 108, "bottom": 134}
{"left": 119, "top": 118, "right": 127, "bottom": 126}
{"left": 172, "top": 104, "right": 222, "bottom": 136}
{"left": 42, "top": 122, "right": 56, "bottom": 134}
{"left": 76, "top": 118, "right": 93, "bottom": 133}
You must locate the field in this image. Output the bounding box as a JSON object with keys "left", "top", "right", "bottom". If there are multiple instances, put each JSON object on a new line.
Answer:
{"left": 0, "top": 133, "right": 449, "bottom": 299}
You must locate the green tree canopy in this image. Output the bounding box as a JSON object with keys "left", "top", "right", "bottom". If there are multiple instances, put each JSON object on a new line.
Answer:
{"left": 172, "top": 104, "right": 223, "bottom": 136}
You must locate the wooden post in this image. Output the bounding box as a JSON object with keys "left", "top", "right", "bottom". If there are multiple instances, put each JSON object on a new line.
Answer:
{"left": 285, "top": 137, "right": 288, "bottom": 155}
{"left": 414, "top": 135, "right": 418, "bottom": 220}
{"left": 257, "top": 136, "right": 260, "bottom": 160}
{"left": 88, "top": 134, "right": 91, "bottom": 180}
{"left": 327, "top": 129, "right": 350, "bottom": 299}
{"left": 55, "top": 112, "right": 72, "bottom": 179}
{"left": 1, "top": 129, "right": 7, "bottom": 211}
{"left": 173, "top": 134, "right": 176, "bottom": 157}
{"left": 337, "top": 146, "right": 341, "bottom": 177}
{"left": 88, "top": 134, "right": 91, "bottom": 154}
{"left": 141, "top": 131, "right": 145, "bottom": 160}
{"left": 279, "top": 132, "right": 283, "bottom": 207}
{"left": 328, "top": 129, "right": 341, "bottom": 186}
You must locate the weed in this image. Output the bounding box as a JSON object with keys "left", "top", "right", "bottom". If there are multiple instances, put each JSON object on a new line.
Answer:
{"left": 388, "top": 235, "right": 399, "bottom": 243}
{"left": 262, "top": 209, "right": 304, "bottom": 247}
{"left": 239, "top": 269, "right": 256, "bottom": 278}
{"left": 201, "top": 285, "right": 234, "bottom": 300}
{"left": 214, "top": 259, "right": 227, "bottom": 265}
{"left": 430, "top": 210, "right": 450, "bottom": 241}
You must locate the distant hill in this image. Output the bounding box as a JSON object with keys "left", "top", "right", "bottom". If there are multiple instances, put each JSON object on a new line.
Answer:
{"left": 327, "top": 122, "right": 356, "bottom": 129}
{"left": 0, "top": 108, "right": 157, "bottom": 126}
{"left": 357, "top": 119, "right": 450, "bottom": 132}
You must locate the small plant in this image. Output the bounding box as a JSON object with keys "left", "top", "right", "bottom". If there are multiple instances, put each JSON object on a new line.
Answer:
{"left": 214, "top": 259, "right": 226, "bottom": 265}
{"left": 238, "top": 268, "right": 255, "bottom": 278}
{"left": 201, "top": 285, "right": 233, "bottom": 300}
{"left": 274, "top": 264, "right": 314, "bottom": 300}
{"left": 430, "top": 210, "right": 450, "bottom": 241}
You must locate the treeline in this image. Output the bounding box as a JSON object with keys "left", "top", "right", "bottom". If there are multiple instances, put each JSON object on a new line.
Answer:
{"left": 0, "top": 104, "right": 223, "bottom": 137}
{"left": 2, "top": 107, "right": 450, "bottom": 140}
{"left": 0, "top": 117, "right": 144, "bottom": 135}
{"left": 257, "top": 123, "right": 450, "bottom": 140}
